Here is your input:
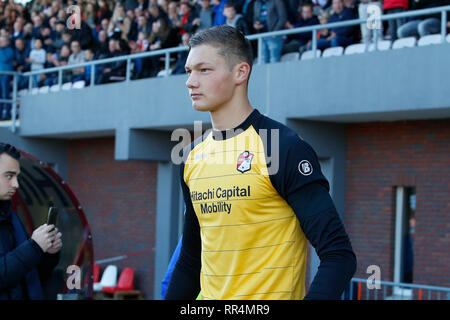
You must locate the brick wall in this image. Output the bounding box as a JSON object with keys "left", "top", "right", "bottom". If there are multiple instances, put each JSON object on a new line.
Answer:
{"left": 67, "top": 138, "right": 158, "bottom": 299}
{"left": 345, "top": 119, "right": 450, "bottom": 288}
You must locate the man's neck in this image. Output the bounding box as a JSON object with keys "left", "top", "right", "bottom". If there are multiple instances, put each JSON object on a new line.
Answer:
{"left": 210, "top": 97, "right": 253, "bottom": 131}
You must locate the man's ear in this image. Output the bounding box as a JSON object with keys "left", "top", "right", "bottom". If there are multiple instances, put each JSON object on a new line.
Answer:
{"left": 234, "top": 62, "right": 251, "bottom": 86}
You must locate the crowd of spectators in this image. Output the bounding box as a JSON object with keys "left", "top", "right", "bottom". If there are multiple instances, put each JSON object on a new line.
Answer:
{"left": 0, "top": 0, "right": 449, "bottom": 120}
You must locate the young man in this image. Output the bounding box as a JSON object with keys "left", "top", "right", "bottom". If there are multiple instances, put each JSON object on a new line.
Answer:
{"left": 165, "top": 26, "right": 356, "bottom": 300}
{"left": 0, "top": 143, "right": 62, "bottom": 299}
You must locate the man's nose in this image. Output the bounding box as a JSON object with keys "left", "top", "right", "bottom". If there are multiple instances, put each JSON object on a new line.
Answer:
{"left": 11, "top": 177, "right": 19, "bottom": 189}
{"left": 186, "top": 73, "right": 199, "bottom": 89}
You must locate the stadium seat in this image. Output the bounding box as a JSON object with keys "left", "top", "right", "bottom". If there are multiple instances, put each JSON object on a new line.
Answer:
{"left": 367, "top": 40, "right": 392, "bottom": 52}
{"left": 72, "top": 80, "right": 86, "bottom": 89}
{"left": 61, "top": 82, "right": 72, "bottom": 90}
{"left": 417, "top": 34, "right": 442, "bottom": 46}
{"left": 301, "top": 49, "right": 322, "bottom": 60}
{"left": 31, "top": 88, "right": 39, "bottom": 95}
{"left": 157, "top": 69, "right": 172, "bottom": 77}
{"left": 344, "top": 43, "right": 366, "bottom": 55}
{"left": 50, "top": 84, "right": 60, "bottom": 92}
{"left": 447, "top": 34, "right": 450, "bottom": 43}
{"left": 392, "top": 37, "right": 416, "bottom": 49}
{"left": 93, "top": 264, "right": 117, "bottom": 292}
{"left": 18, "top": 89, "right": 28, "bottom": 97}
{"left": 322, "top": 46, "right": 344, "bottom": 58}
{"left": 280, "top": 52, "right": 300, "bottom": 62}
{"left": 38, "top": 86, "right": 49, "bottom": 94}
{"left": 102, "top": 267, "right": 134, "bottom": 294}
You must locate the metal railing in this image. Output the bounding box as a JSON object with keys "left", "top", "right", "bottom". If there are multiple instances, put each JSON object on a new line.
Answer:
{"left": 1, "top": 4, "right": 449, "bottom": 132}
{"left": 344, "top": 278, "right": 450, "bottom": 300}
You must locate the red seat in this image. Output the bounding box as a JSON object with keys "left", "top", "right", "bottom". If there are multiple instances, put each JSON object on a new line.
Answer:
{"left": 103, "top": 267, "right": 134, "bottom": 294}
{"left": 93, "top": 264, "right": 100, "bottom": 283}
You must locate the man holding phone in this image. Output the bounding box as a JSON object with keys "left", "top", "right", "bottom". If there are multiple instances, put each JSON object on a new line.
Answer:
{"left": 0, "top": 143, "right": 62, "bottom": 300}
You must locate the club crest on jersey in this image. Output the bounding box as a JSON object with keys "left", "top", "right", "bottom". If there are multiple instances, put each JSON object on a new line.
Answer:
{"left": 237, "top": 151, "right": 254, "bottom": 173}
{"left": 298, "top": 160, "right": 313, "bottom": 176}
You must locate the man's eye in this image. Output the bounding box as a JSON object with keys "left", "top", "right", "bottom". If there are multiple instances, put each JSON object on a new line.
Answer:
{"left": 200, "top": 68, "right": 209, "bottom": 73}
{"left": 6, "top": 175, "right": 12, "bottom": 180}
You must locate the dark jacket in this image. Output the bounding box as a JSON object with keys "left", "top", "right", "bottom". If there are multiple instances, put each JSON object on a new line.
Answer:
{"left": 253, "top": 0, "right": 287, "bottom": 32}
{"left": 0, "top": 200, "right": 59, "bottom": 300}
{"left": 328, "top": 7, "right": 357, "bottom": 39}
{"left": 293, "top": 15, "right": 320, "bottom": 42}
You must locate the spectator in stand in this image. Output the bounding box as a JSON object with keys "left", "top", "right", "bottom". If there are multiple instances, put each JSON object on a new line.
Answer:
{"left": 108, "top": 3, "right": 131, "bottom": 41}
{"left": 382, "top": 0, "right": 408, "bottom": 41}
{"left": 11, "top": 20, "right": 24, "bottom": 48}
{"left": 149, "top": 4, "right": 168, "bottom": 28}
{"left": 283, "top": 2, "right": 320, "bottom": 54}
{"left": 51, "top": 20, "right": 66, "bottom": 50}
{"left": 31, "top": 14, "right": 43, "bottom": 39}
{"left": 68, "top": 40, "right": 86, "bottom": 81}
{"left": 28, "top": 37, "right": 46, "bottom": 88}
{"left": 73, "top": 48, "right": 96, "bottom": 86}
{"left": 44, "top": 44, "right": 71, "bottom": 87}
{"left": 85, "top": 2, "right": 99, "bottom": 31}
{"left": 22, "top": 22, "right": 33, "bottom": 51}
{"left": 224, "top": 2, "right": 250, "bottom": 35}
{"left": 0, "top": 35, "right": 14, "bottom": 120}
{"left": 39, "top": 25, "right": 55, "bottom": 54}
{"left": 98, "top": 0, "right": 112, "bottom": 22}
{"left": 142, "top": 16, "right": 179, "bottom": 77}
{"left": 213, "top": 0, "right": 227, "bottom": 26}
{"left": 397, "top": 0, "right": 446, "bottom": 39}
{"left": 168, "top": 2, "right": 181, "bottom": 27}
{"left": 359, "top": 0, "right": 383, "bottom": 44}
{"left": 171, "top": 32, "right": 190, "bottom": 75}
{"left": 176, "top": 2, "right": 199, "bottom": 35}
{"left": 253, "top": 0, "right": 287, "bottom": 63}
{"left": 315, "top": 0, "right": 357, "bottom": 50}
{"left": 343, "top": 0, "right": 358, "bottom": 16}
{"left": 137, "top": 15, "right": 152, "bottom": 35}
{"left": 126, "top": 9, "right": 139, "bottom": 42}
{"left": 13, "top": 37, "right": 30, "bottom": 90}
{"left": 190, "top": 0, "right": 214, "bottom": 33}
{"left": 96, "top": 38, "right": 128, "bottom": 84}
{"left": 96, "top": 30, "right": 110, "bottom": 58}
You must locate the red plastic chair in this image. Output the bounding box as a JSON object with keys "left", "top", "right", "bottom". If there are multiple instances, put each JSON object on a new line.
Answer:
{"left": 93, "top": 264, "right": 100, "bottom": 283}
{"left": 103, "top": 267, "right": 134, "bottom": 294}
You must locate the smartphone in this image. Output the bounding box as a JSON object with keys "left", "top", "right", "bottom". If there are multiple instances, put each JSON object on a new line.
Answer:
{"left": 47, "top": 206, "right": 59, "bottom": 229}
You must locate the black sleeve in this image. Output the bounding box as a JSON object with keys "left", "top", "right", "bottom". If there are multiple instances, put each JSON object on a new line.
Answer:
{"left": 0, "top": 239, "right": 44, "bottom": 290}
{"left": 164, "top": 163, "right": 202, "bottom": 300}
{"left": 270, "top": 135, "right": 356, "bottom": 299}
{"left": 289, "top": 182, "right": 356, "bottom": 300}
{"left": 38, "top": 252, "right": 60, "bottom": 284}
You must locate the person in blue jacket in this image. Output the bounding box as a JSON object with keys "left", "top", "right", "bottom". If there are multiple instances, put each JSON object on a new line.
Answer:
{"left": 0, "top": 35, "right": 15, "bottom": 120}
{"left": 0, "top": 143, "right": 63, "bottom": 300}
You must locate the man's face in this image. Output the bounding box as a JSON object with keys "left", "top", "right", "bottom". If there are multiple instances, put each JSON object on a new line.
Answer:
{"left": 71, "top": 41, "right": 80, "bottom": 54}
{"left": 15, "top": 39, "right": 24, "bottom": 50}
{"left": 333, "top": 0, "right": 344, "bottom": 14}
{"left": 185, "top": 44, "right": 236, "bottom": 112}
{"left": 0, "top": 153, "right": 20, "bottom": 201}
{"left": 302, "top": 6, "right": 313, "bottom": 20}
{"left": 224, "top": 6, "right": 236, "bottom": 20}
